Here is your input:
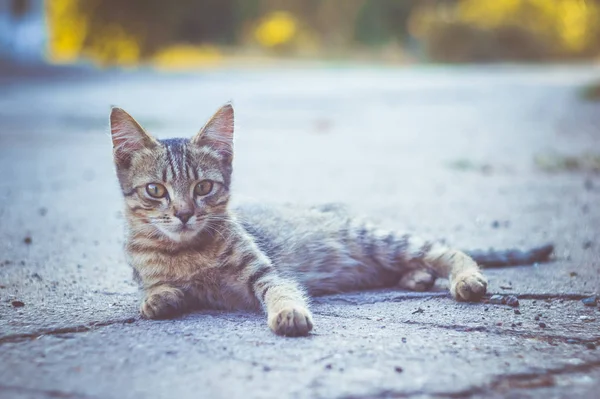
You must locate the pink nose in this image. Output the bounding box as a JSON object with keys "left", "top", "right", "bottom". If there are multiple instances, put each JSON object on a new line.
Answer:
{"left": 175, "top": 209, "right": 193, "bottom": 224}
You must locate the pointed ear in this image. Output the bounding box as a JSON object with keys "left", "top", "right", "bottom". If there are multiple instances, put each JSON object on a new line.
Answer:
{"left": 110, "top": 107, "right": 158, "bottom": 166}
{"left": 191, "top": 103, "right": 234, "bottom": 157}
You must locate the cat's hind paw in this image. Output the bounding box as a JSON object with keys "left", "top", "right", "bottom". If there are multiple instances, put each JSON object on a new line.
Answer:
{"left": 269, "top": 306, "right": 314, "bottom": 337}
{"left": 450, "top": 270, "right": 487, "bottom": 302}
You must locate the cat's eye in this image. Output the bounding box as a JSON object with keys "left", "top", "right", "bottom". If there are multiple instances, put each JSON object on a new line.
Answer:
{"left": 146, "top": 183, "right": 167, "bottom": 198}
{"left": 194, "top": 180, "right": 214, "bottom": 196}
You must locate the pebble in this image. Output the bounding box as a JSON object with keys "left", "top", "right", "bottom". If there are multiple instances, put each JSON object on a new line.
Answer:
{"left": 579, "top": 316, "right": 596, "bottom": 322}
{"left": 581, "top": 295, "right": 597, "bottom": 307}
{"left": 566, "top": 339, "right": 579, "bottom": 344}
{"left": 538, "top": 322, "right": 547, "bottom": 328}
{"left": 11, "top": 300, "right": 25, "bottom": 307}
{"left": 488, "top": 295, "right": 519, "bottom": 307}
{"left": 514, "top": 309, "right": 521, "bottom": 315}
{"left": 23, "top": 236, "right": 32, "bottom": 245}
{"left": 505, "top": 296, "right": 519, "bottom": 307}
{"left": 586, "top": 343, "right": 596, "bottom": 350}
{"left": 394, "top": 366, "right": 404, "bottom": 373}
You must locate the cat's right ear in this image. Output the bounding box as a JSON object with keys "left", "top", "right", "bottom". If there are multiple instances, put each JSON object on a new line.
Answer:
{"left": 110, "top": 107, "right": 158, "bottom": 167}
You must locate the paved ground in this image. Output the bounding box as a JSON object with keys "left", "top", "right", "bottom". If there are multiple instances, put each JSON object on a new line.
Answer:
{"left": 0, "top": 65, "right": 599, "bottom": 399}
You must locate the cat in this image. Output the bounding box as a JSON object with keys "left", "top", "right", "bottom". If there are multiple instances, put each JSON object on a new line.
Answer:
{"left": 110, "top": 103, "right": 553, "bottom": 337}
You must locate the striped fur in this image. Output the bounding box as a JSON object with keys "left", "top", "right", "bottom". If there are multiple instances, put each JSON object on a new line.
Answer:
{"left": 110, "top": 104, "right": 486, "bottom": 337}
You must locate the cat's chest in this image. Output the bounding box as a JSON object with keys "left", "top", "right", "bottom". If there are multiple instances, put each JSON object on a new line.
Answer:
{"left": 160, "top": 256, "right": 255, "bottom": 310}
{"left": 186, "top": 267, "right": 255, "bottom": 310}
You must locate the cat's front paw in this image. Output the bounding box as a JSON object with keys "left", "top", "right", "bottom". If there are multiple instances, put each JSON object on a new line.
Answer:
{"left": 140, "top": 286, "right": 186, "bottom": 319}
{"left": 269, "top": 306, "right": 314, "bottom": 337}
{"left": 450, "top": 270, "right": 487, "bottom": 302}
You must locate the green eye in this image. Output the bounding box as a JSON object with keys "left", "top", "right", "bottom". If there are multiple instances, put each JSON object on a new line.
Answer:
{"left": 194, "top": 180, "right": 214, "bottom": 196}
{"left": 146, "top": 183, "right": 167, "bottom": 198}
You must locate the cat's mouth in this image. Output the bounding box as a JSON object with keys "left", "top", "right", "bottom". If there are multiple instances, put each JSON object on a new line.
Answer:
{"left": 176, "top": 225, "right": 194, "bottom": 233}
{"left": 154, "top": 219, "right": 209, "bottom": 242}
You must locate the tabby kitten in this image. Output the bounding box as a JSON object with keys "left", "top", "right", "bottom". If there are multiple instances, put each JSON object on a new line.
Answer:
{"left": 110, "top": 103, "right": 505, "bottom": 336}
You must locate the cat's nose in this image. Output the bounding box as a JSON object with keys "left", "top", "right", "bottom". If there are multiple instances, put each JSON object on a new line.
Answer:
{"left": 175, "top": 209, "right": 193, "bottom": 225}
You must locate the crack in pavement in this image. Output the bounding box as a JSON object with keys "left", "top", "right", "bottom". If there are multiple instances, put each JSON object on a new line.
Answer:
{"left": 0, "top": 384, "right": 99, "bottom": 399}
{"left": 338, "top": 360, "right": 600, "bottom": 399}
{"left": 315, "top": 292, "right": 597, "bottom": 305}
{"left": 0, "top": 317, "right": 137, "bottom": 345}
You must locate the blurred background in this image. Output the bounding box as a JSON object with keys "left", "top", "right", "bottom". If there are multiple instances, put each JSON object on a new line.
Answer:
{"left": 3, "top": 0, "right": 600, "bottom": 68}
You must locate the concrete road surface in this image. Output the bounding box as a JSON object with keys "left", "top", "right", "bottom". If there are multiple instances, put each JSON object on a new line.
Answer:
{"left": 1, "top": 65, "right": 599, "bottom": 399}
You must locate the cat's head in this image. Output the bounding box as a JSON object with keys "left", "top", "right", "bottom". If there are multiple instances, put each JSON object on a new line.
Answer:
{"left": 110, "top": 104, "right": 234, "bottom": 243}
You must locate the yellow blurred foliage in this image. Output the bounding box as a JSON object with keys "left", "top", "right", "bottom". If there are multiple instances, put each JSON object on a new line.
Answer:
{"left": 46, "top": 0, "right": 140, "bottom": 66}
{"left": 45, "top": 0, "right": 86, "bottom": 63}
{"left": 254, "top": 11, "right": 298, "bottom": 48}
{"left": 458, "top": 0, "right": 600, "bottom": 52}
{"left": 152, "top": 45, "right": 222, "bottom": 70}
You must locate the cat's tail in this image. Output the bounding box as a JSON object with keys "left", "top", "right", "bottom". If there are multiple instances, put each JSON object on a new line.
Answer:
{"left": 464, "top": 243, "right": 554, "bottom": 268}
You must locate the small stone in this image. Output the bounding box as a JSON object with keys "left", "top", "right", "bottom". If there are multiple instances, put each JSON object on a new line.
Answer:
{"left": 394, "top": 366, "right": 404, "bottom": 373}
{"left": 11, "top": 300, "right": 25, "bottom": 307}
{"left": 582, "top": 241, "right": 592, "bottom": 250}
{"left": 582, "top": 296, "right": 597, "bottom": 307}
{"left": 39, "top": 207, "right": 47, "bottom": 216}
{"left": 539, "top": 322, "right": 547, "bottom": 328}
{"left": 566, "top": 339, "right": 579, "bottom": 344}
{"left": 505, "top": 296, "right": 519, "bottom": 307}
{"left": 570, "top": 272, "right": 578, "bottom": 277}
{"left": 511, "top": 323, "right": 517, "bottom": 327}
{"left": 263, "top": 366, "right": 271, "bottom": 372}
{"left": 534, "top": 316, "right": 540, "bottom": 321}
{"left": 489, "top": 295, "right": 505, "bottom": 305}
{"left": 324, "top": 364, "right": 332, "bottom": 370}
{"left": 412, "top": 308, "right": 424, "bottom": 314}
{"left": 401, "top": 337, "right": 407, "bottom": 343}
{"left": 491, "top": 221, "right": 500, "bottom": 228}
{"left": 23, "top": 236, "right": 32, "bottom": 245}
{"left": 579, "top": 316, "right": 596, "bottom": 322}
{"left": 123, "top": 318, "right": 135, "bottom": 324}
{"left": 586, "top": 343, "right": 596, "bottom": 350}
{"left": 514, "top": 309, "right": 521, "bottom": 315}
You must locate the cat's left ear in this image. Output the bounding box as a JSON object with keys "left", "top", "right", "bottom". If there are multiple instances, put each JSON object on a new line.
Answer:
{"left": 110, "top": 107, "right": 159, "bottom": 167}
{"left": 191, "top": 103, "right": 234, "bottom": 159}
